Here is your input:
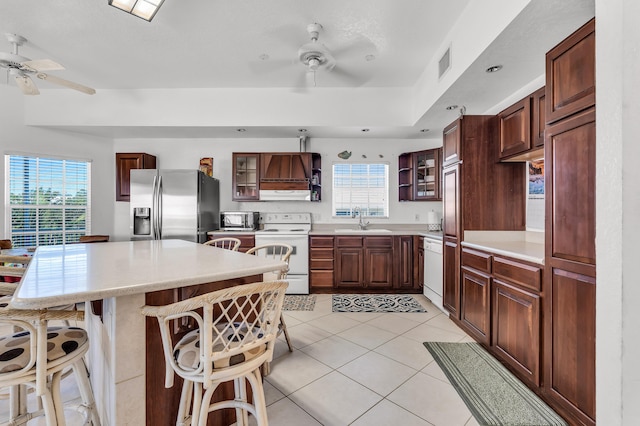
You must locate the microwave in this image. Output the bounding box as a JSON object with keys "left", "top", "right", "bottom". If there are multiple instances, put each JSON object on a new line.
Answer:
{"left": 220, "top": 211, "right": 260, "bottom": 231}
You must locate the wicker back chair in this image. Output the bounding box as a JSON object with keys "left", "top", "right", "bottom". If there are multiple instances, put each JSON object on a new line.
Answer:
{"left": 0, "top": 240, "right": 12, "bottom": 250}
{"left": 245, "top": 243, "right": 294, "bottom": 367}
{"left": 203, "top": 237, "right": 242, "bottom": 251}
{"left": 142, "top": 280, "right": 288, "bottom": 426}
{"left": 0, "top": 254, "right": 31, "bottom": 292}
{"left": 0, "top": 307, "right": 101, "bottom": 425}
{"left": 78, "top": 235, "right": 110, "bottom": 243}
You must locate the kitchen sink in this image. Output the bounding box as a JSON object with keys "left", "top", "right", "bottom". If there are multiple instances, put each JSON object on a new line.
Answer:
{"left": 334, "top": 228, "right": 392, "bottom": 233}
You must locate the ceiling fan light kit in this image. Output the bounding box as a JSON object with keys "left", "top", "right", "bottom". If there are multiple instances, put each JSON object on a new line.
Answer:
{"left": 0, "top": 33, "right": 96, "bottom": 95}
{"left": 109, "top": 0, "right": 165, "bottom": 22}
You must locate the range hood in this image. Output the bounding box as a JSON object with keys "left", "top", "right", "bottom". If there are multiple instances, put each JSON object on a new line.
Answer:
{"left": 259, "top": 153, "right": 312, "bottom": 201}
{"left": 259, "top": 189, "right": 311, "bottom": 201}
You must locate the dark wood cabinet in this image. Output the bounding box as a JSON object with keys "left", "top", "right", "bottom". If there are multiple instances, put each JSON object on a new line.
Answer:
{"left": 460, "top": 266, "right": 491, "bottom": 344}
{"left": 545, "top": 19, "right": 595, "bottom": 125}
{"left": 364, "top": 237, "right": 394, "bottom": 288}
{"left": 498, "top": 96, "right": 531, "bottom": 158}
{"left": 442, "top": 120, "right": 461, "bottom": 167}
{"left": 493, "top": 278, "right": 541, "bottom": 387}
{"left": 443, "top": 237, "right": 459, "bottom": 316}
{"left": 232, "top": 153, "right": 260, "bottom": 201}
{"left": 335, "top": 236, "right": 364, "bottom": 288}
{"left": 115, "top": 152, "right": 156, "bottom": 201}
{"left": 543, "top": 18, "right": 596, "bottom": 426}
{"left": 398, "top": 148, "right": 442, "bottom": 201}
{"left": 207, "top": 233, "right": 255, "bottom": 253}
{"left": 532, "top": 87, "right": 546, "bottom": 148}
{"left": 498, "top": 86, "right": 547, "bottom": 161}
{"left": 309, "top": 236, "right": 334, "bottom": 291}
{"left": 329, "top": 235, "right": 418, "bottom": 293}
{"left": 415, "top": 236, "right": 424, "bottom": 292}
{"left": 441, "top": 115, "right": 526, "bottom": 321}
{"left": 393, "top": 236, "right": 414, "bottom": 289}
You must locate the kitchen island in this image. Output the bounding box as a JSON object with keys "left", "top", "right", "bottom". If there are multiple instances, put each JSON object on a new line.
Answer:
{"left": 11, "top": 239, "right": 287, "bottom": 426}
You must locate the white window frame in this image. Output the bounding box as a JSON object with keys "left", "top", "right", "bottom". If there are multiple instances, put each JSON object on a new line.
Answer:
{"left": 4, "top": 154, "right": 92, "bottom": 247}
{"left": 332, "top": 162, "right": 389, "bottom": 218}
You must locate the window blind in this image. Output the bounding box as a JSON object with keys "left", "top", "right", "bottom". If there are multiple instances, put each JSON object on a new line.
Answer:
{"left": 5, "top": 154, "right": 91, "bottom": 247}
{"left": 332, "top": 163, "right": 389, "bottom": 217}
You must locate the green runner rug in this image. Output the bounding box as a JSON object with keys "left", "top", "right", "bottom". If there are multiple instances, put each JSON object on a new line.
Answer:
{"left": 423, "top": 342, "right": 567, "bottom": 426}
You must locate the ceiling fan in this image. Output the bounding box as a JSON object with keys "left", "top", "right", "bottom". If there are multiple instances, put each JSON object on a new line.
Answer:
{"left": 0, "top": 33, "right": 95, "bottom": 95}
{"left": 293, "top": 23, "right": 366, "bottom": 88}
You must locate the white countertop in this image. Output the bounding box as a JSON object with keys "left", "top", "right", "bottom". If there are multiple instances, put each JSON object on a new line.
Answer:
{"left": 462, "top": 231, "right": 544, "bottom": 264}
{"left": 310, "top": 224, "right": 441, "bottom": 236}
{"left": 11, "top": 239, "right": 286, "bottom": 309}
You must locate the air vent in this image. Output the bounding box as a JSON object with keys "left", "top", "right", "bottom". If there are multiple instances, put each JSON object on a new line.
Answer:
{"left": 439, "top": 46, "right": 451, "bottom": 79}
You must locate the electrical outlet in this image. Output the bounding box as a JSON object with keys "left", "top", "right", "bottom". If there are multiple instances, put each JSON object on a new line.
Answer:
{"left": 415, "top": 214, "right": 420, "bottom": 222}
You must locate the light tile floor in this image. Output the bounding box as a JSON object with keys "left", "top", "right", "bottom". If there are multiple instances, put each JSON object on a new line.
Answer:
{"left": 0, "top": 295, "right": 480, "bottom": 426}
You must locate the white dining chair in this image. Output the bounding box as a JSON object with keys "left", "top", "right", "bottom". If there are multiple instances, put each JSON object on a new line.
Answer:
{"left": 203, "top": 237, "right": 242, "bottom": 251}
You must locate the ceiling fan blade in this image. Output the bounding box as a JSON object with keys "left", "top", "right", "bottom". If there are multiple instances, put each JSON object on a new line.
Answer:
{"left": 330, "top": 65, "right": 368, "bottom": 87}
{"left": 14, "top": 74, "right": 40, "bottom": 95}
{"left": 36, "top": 73, "right": 95, "bottom": 95}
{"left": 21, "top": 59, "right": 65, "bottom": 72}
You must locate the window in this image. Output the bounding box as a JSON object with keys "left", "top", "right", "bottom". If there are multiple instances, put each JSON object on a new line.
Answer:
{"left": 332, "top": 163, "right": 389, "bottom": 217}
{"left": 5, "top": 154, "right": 91, "bottom": 247}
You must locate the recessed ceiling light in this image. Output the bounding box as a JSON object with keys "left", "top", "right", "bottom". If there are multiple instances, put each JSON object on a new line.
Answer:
{"left": 298, "top": 128, "right": 308, "bottom": 132}
{"left": 361, "top": 128, "right": 370, "bottom": 132}
{"left": 446, "top": 105, "right": 458, "bottom": 110}
{"left": 259, "top": 54, "right": 270, "bottom": 61}
{"left": 420, "top": 129, "right": 430, "bottom": 133}
{"left": 236, "top": 128, "right": 247, "bottom": 132}
{"left": 365, "top": 54, "right": 376, "bottom": 61}
{"left": 486, "top": 65, "right": 503, "bottom": 73}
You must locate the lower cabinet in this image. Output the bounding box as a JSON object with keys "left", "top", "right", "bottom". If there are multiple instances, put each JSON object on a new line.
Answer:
{"left": 309, "top": 236, "right": 335, "bottom": 292}
{"left": 311, "top": 234, "right": 419, "bottom": 293}
{"left": 492, "top": 279, "right": 541, "bottom": 386}
{"left": 458, "top": 247, "right": 542, "bottom": 388}
{"left": 460, "top": 266, "right": 491, "bottom": 345}
{"left": 443, "top": 237, "right": 460, "bottom": 316}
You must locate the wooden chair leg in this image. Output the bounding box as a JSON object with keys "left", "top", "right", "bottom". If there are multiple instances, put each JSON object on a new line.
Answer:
{"left": 280, "top": 314, "right": 293, "bottom": 352}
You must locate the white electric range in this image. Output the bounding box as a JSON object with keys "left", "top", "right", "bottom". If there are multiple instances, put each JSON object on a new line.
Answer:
{"left": 254, "top": 213, "right": 311, "bottom": 294}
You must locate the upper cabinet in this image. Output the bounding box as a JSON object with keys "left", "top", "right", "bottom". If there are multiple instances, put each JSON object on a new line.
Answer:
{"left": 442, "top": 121, "right": 461, "bottom": 167}
{"left": 115, "top": 153, "right": 156, "bottom": 201}
{"left": 398, "top": 148, "right": 442, "bottom": 201}
{"left": 545, "top": 19, "right": 595, "bottom": 124}
{"left": 498, "top": 96, "right": 531, "bottom": 158}
{"left": 498, "top": 86, "right": 546, "bottom": 161}
{"left": 232, "top": 153, "right": 260, "bottom": 201}
{"left": 232, "top": 152, "right": 321, "bottom": 201}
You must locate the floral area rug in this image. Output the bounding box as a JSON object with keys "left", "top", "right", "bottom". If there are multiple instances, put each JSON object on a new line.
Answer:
{"left": 332, "top": 294, "right": 426, "bottom": 313}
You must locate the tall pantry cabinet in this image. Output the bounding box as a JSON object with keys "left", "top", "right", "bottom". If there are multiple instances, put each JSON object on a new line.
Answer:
{"left": 441, "top": 116, "right": 526, "bottom": 319}
{"left": 543, "top": 18, "right": 596, "bottom": 426}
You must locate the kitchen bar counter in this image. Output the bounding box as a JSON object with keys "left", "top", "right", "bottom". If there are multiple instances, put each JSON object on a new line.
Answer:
{"left": 10, "top": 240, "right": 286, "bottom": 426}
{"left": 461, "top": 231, "right": 544, "bottom": 264}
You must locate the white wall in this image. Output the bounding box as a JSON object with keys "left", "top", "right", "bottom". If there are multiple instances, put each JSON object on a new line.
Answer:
{"left": 596, "top": 0, "right": 640, "bottom": 424}
{"left": 111, "top": 137, "right": 444, "bottom": 241}
{"left": 0, "top": 86, "right": 114, "bottom": 240}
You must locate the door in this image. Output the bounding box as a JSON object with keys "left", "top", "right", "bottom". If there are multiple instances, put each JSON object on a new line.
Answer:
{"left": 442, "top": 165, "right": 460, "bottom": 239}
{"left": 460, "top": 266, "right": 491, "bottom": 344}
{"left": 443, "top": 237, "right": 459, "bottom": 317}
{"left": 158, "top": 170, "right": 198, "bottom": 242}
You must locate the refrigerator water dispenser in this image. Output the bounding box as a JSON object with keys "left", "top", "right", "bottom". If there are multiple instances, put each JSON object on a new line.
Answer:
{"left": 133, "top": 207, "right": 151, "bottom": 235}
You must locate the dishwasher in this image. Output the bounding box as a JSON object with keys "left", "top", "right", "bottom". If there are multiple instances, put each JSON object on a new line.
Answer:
{"left": 423, "top": 236, "right": 445, "bottom": 313}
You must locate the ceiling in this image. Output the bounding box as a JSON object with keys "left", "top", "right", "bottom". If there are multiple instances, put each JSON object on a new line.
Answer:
{"left": 0, "top": 0, "right": 595, "bottom": 139}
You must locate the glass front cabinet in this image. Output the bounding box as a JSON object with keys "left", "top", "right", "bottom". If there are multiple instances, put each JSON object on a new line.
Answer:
{"left": 232, "top": 153, "right": 260, "bottom": 201}
{"left": 398, "top": 148, "right": 442, "bottom": 201}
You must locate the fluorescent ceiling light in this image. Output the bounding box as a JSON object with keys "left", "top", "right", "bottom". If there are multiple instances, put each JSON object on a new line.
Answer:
{"left": 109, "top": 0, "right": 165, "bottom": 22}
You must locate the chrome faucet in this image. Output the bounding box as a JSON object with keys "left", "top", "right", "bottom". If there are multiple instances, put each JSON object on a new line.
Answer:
{"left": 352, "top": 207, "right": 370, "bottom": 230}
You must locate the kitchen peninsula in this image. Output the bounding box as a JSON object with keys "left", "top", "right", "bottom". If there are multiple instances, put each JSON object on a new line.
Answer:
{"left": 10, "top": 239, "right": 287, "bottom": 426}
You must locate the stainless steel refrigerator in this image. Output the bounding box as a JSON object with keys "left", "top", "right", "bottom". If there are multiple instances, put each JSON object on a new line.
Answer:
{"left": 129, "top": 169, "right": 220, "bottom": 243}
